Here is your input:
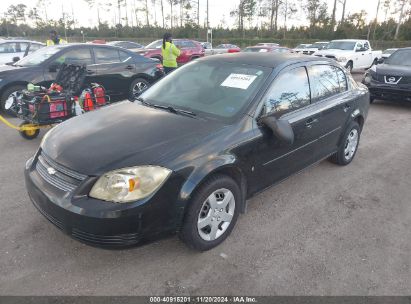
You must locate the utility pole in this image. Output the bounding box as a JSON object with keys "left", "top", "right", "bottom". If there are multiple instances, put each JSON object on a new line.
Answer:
{"left": 372, "top": 0, "right": 381, "bottom": 41}
{"left": 206, "top": 0, "right": 209, "bottom": 29}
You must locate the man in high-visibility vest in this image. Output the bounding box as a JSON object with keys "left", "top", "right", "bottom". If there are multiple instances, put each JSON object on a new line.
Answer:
{"left": 161, "top": 33, "right": 180, "bottom": 74}
{"left": 46, "top": 30, "right": 67, "bottom": 46}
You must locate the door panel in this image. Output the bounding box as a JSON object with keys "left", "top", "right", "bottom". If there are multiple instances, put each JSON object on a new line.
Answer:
{"left": 92, "top": 47, "right": 136, "bottom": 96}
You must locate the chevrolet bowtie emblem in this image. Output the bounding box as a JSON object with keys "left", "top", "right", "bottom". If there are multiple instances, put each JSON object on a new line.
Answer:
{"left": 47, "top": 167, "right": 56, "bottom": 175}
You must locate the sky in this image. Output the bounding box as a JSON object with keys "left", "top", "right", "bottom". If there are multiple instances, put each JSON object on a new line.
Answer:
{"left": 0, "top": 0, "right": 395, "bottom": 29}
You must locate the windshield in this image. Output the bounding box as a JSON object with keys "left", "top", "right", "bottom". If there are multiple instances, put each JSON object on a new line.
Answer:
{"left": 140, "top": 61, "right": 271, "bottom": 121}
{"left": 383, "top": 49, "right": 397, "bottom": 55}
{"left": 296, "top": 44, "right": 310, "bottom": 49}
{"left": 386, "top": 49, "right": 411, "bottom": 66}
{"left": 243, "top": 47, "right": 268, "bottom": 53}
{"left": 145, "top": 40, "right": 162, "bottom": 49}
{"left": 311, "top": 42, "right": 328, "bottom": 49}
{"left": 327, "top": 41, "right": 356, "bottom": 50}
{"left": 15, "top": 46, "right": 63, "bottom": 66}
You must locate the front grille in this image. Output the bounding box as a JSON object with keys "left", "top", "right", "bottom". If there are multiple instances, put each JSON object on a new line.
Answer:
{"left": 31, "top": 196, "right": 65, "bottom": 230}
{"left": 400, "top": 76, "right": 411, "bottom": 84}
{"left": 72, "top": 228, "right": 140, "bottom": 246}
{"left": 35, "top": 152, "right": 87, "bottom": 192}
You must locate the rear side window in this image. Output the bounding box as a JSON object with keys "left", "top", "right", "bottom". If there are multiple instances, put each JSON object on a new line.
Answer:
{"left": 263, "top": 67, "right": 310, "bottom": 116}
{"left": 94, "top": 48, "right": 121, "bottom": 64}
{"left": 119, "top": 50, "right": 132, "bottom": 62}
{"left": 308, "top": 65, "right": 343, "bottom": 102}
{"left": 28, "top": 43, "right": 43, "bottom": 53}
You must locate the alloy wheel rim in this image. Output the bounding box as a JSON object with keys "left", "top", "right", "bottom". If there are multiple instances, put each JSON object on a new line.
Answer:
{"left": 344, "top": 129, "right": 359, "bottom": 161}
{"left": 197, "top": 188, "right": 235, "bottom": 242}
{"left": 132, "top": 82, "right": 147, "bottom": 96}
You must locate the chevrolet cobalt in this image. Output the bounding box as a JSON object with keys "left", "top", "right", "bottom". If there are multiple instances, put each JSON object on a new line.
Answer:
{"left": 25, "top": 53, "right": 370, "bottom": 251}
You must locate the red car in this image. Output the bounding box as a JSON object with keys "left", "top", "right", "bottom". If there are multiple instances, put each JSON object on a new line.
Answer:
{"left": 135, "top": 39, "right": 205, "bottom": 65}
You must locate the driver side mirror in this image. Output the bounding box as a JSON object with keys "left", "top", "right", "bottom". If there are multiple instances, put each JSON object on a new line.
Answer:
{"left": 377, "top": 58, "right": 384, "bottom": 64}
{"left": 12, "top": 56, "right": 20, "bottom": 63}
{"left": 259, "top": 114, "right": 294, "bottom": 145}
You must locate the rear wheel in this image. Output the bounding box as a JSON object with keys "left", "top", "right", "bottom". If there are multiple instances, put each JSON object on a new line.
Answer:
{"left": 179, "top": 175, "right": 241, "bottom": 251}
{"left": 1, "top": 84, "right": 25, "bottom": 113}
{"left": 329, "top": 121, "right": 361, "bottom": 166}
{"left": 19, "top": 121, "right": 40, "bottom": 140}
{"left": 129, "top": 78, "right": 150, "bottom": 99}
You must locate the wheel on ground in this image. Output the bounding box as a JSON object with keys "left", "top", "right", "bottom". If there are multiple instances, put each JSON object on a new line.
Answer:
{"left": 179, "top": 174, "right": 241, "bottom": 251}
{"left": 19, "top": 121, "right": 40, "bottom": 140}
{"left": 1, "top": 84, "right": 25, "bottom": 113}
{"left": 345, "top": 61, "right": 353, "bottom": 73}
{"left": 329, "top": 121, "right": 361, "bottom": 166}
{"left": 129, "top": 78, "right": 150, "bottom": 99}
{"left": 370, "top": 96, "right": 375, "bottom": 103}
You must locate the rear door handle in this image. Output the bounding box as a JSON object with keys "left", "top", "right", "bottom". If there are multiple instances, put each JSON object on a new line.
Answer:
{"left": 125, "top": 65, "right": 134, "bottom": 70}
{"left": 305, "top": 118, "right": 319, "bottom": 128}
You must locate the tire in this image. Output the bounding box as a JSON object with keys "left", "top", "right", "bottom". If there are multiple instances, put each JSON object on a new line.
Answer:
{"left": 129, "top": 78, "right": 150, "bottom": 99}
{"left": 19, "top": 121, "right": 40, "bottom": 140}
{"left": 345, "top": 61, "right": 353, "bottom": 73}
{"left": 1, "top": 84, "right": 25, "bottom": 113}
{"left": 370, "top": 96, "right": 375, "bottom": 103}
{"left": 179, "top": 174, "right": 241, "bottom": 251}
{"left": 329, "top": 121, "right": 361, "bottom": 166}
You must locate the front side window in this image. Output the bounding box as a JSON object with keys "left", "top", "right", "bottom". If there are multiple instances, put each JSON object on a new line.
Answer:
{"left": 386, "top": 49, "right": 411, "bottom": 66}
{"left": 15, "top": 46, "right": 63, "bottom": 66}
{"left": 140, "top": 61, "right": 271, "bottom": 121}
{"left": 54, "top": 48, "right": 93, "bottom": 65}
{"left": 308, "top": 65, "right": 344, "bottom": 102}
{"left": 28, "top": 43, "right": 43, "bottom": 53}
{"left": 262, "top": 67, "right": 310, "bottom": 116}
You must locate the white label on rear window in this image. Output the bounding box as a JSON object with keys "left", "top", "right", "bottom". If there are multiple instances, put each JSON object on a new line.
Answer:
{"left": 259, "top": 49, "right": 268, "bottom": 52}
{"left": 220, "top": 74, "right": 257, "bottom": 90}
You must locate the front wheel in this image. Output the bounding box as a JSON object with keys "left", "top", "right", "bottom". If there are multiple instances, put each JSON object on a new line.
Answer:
{"left": 179, "top": 175, "right": 241, "bottom": 251}
{"left": 345, "top": 61, "right": 353, "bottom": 73}
{"left": 329, "top": 121, "right": 361, "bottom": 166}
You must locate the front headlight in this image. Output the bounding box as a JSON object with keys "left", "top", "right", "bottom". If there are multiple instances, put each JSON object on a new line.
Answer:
{"left": 364, "top": 73, "right": 372, "bottom": 84}
{"left": 89, "top": 166, "right": 172, "bottom": 203}
{"left": 337, "top": 57, "right": 347, "bottom": 62}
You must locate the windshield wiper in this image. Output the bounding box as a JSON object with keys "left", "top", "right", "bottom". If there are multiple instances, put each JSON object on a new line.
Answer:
{"left": 135, "top": 97, "right": 196, "bottom": 117}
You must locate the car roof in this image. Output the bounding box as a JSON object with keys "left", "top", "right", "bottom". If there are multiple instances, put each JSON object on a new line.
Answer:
{"left": 200, "top": 52, "right": 332, "bottom": 68}
{"left": 331, "top": 39, "right": 366, "bottom": 42}
{"left": 0, "top": 39, "right": 44, "bottom": 44}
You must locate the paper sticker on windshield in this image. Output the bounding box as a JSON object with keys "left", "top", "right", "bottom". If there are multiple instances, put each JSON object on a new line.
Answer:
{"left": 221, "top": 74, "right": 257, "bottom": 90}
{"left": 259, "top": 49, "right": 268, "bottom": 52}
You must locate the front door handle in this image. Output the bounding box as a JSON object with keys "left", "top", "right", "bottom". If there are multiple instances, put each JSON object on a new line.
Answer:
{"left": 86, "top": 69, "right": 94, "bottom": 75}
{"left": 343, "top": 103, "right": 351, "bottom": 112}
{"left": 125, "top": 65, "right": 134, "bottom": 70}
{"left": 305, "top": 118, "right": 319, "bottom": 128}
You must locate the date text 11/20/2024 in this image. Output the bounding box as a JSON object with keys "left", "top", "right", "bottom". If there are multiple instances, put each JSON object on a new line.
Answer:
{"left": 149, "top": 296, "right": 258, "bottom": 303}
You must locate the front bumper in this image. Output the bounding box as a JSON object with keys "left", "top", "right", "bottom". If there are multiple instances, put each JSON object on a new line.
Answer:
{"left": 363, "top": 80, "right": 411, "bottom": 102}
{"left": 25, "top": 153, "right": 185, "bottom": 248}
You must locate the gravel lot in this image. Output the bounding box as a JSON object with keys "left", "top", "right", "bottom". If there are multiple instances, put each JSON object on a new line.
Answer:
{"left": 0, "top": 73, "right": 410, "bottom": 295}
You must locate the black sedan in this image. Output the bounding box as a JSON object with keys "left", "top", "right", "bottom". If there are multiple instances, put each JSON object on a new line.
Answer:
{"left": 0, "top": 44, "right": 164, "bottom": 111}
{"left": 25, "top": 53, "right": 370, "bottom": 250}
{"left": 363, "top": 47, "right": 411, "bottom": 102}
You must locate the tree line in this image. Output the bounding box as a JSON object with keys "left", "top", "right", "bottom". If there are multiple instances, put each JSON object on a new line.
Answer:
{"left": 1, "top": 0, "right": 411, "bottom": 43}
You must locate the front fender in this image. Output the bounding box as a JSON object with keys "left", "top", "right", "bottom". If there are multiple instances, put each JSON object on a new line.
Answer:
{"left": 178, "top": 154, "right": 237, "bottom": 202}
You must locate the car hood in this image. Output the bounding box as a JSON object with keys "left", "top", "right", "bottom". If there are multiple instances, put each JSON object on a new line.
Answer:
{"left": 374, "top": 64, "right": 411, "bottom": 76}
{"left": 314, "top": 49, "right": 350, "bottom": 56}
{"left": 0, "top": 64, "right": 27, "bottom": 74}
{"left": 42, "top": 101, "right": 224, "bottom": 175}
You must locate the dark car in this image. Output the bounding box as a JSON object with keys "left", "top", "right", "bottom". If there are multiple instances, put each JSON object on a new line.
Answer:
{"left": 362, "top": 48, "right": 411, "bottom": 103}
{"left": 135, "top": 39, "right": 205, "bottom": 64}
{"left": 0, "top": 44, "right": 164, "bottom": 111}
{"left": 25, "top": 53, "right": 369, "bottom": 250}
